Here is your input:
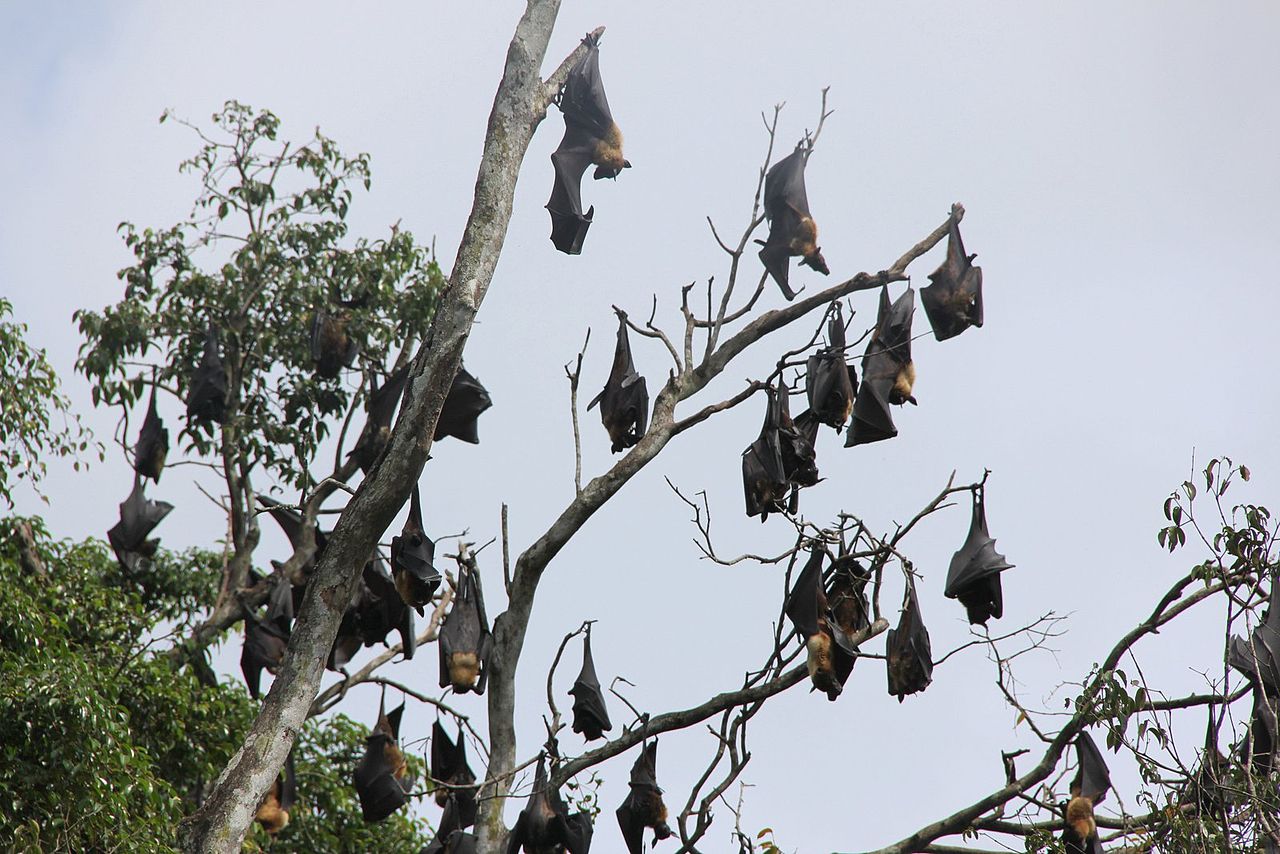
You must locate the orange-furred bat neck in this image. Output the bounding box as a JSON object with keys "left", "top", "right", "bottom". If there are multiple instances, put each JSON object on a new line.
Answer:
{"left": 255, "top": 788, "right": 290, "bottom": 835}
{"left": 448, "top": 651, "right": 481, "bottom": 691}
{"left": 892, "top": 361, "right": 916, "bottom": 405}
{"left": 1065, "top": 796, "right": 1096, "bottom": 841}
{"left": 790, "top": 216, "right": 818, "bottom": 257}
{"left": 384, "top": 739, "right": 407, "bottom": 780}
{"left": 593, "top": 124, "right": 627, "bottom": 173}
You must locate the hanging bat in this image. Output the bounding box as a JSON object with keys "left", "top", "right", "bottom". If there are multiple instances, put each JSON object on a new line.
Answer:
{"left": 784, "top": 544, "right": 853, "bottom": 700}
{"left": 1062, "top": 732, "right": 1110, "bottom": 854}
{"left": 921, "top": 213, "right": 983, "bottom": 341}
{"left": 186, "top": 325, "right": 228, "bottom": 427}
{"left": 328, "top": 605, "right": 365, "bottom": 671}
{"left": 943, "top": 486, "right": 1015, "bottom": 625}
{"left": 107, "top": 476, "right": 174, "bottom": 572}
{"left": 255, "top": 748, "right": 297, "bottom": 837}
{"left": 588, "top": 316, "right": 649, "bottom": 453}
{"left": 240, "top": 608, "right": 289, "bottom": 700}
{"left": 506, "top": 753, "right": 593, "bottom": 854}
{"left": 439, "top": 557, "right": 492, "bottom": 693}
{"left": 310, "top": 306, "right": 359, "bottom": 379}
{"left": 1229, "top": 576, "right": 1280, "bottom": 694}
{"left": 756, "top": 142, "right": 829, "bottom": 301}
{"left": 435, "top": 366, "right": 493, "bottom": 444}
{"left": 616, "top": 741, "right": 672, "bottom": 854}
{"left": 846, "top": 287, "right": 916, "bottom": 447}
{"left": 359, "top": 556, "right": 417, "bottom": 659}
{"left": 264, "top": 570, "right": 301, "bottom": 635}
{"left": 430, "top": 721, "right": 478, "bottom": 815}
{"left": 803, "top": 302, "right": 857, "bottom": 432}
{"left": 546, "top": 32, "right": 630, "bottom": 255}
{"left": 569, "top": 627, "right": 612, "bottom": 740}
{"left": 347, "top": 365, "right": 410, "bottom": 473}
{"left": 742, "top": 387, "right": 791, "bottom": 521}
{"left": 885, "top": 581, "right": 934, "bottom": 702}
{"left": 132, "top": 385, "right": 168, "bottom": 482}
{"left": 425, "top": 826, "right": 479, "bottom": 854}
{"left": 257, "top": 495, "right": 328, "bottom": 576}
{"left": 354, "top": 697, "right": 413, "bottom": 822}
{"left": 391, "top": 485, "right": 441, "bottom": 615}
{"left": 775, "top": 376, "right": 819, "bottom": 496}
{"left": 828, "top": 548, "right": 872, "bottom": 659}
{"left": 1246, "top": 687, "right": 1279, "bottom": 773}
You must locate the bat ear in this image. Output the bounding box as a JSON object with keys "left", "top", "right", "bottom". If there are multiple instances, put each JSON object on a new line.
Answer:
{"left": 622, "top": 160, "right": 631, "bottom": 169}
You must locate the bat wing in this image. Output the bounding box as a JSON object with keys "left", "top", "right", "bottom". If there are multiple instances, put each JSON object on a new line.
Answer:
{"left": 592, "top": 320, "right": 650, "bottom": 451}
{"left": 570, "top": 634, "right": 613, "bottom": 739}
{"left": 564, "top": 811, "right": 594, "bottom": 854}
{"left": 186, "top": 326, "right": 229, "bottom": 425}
{"left": 922, "top": 218, "right": 984, "bottom": 341}
{"left": 1070, "top": 731, "right": 1112, "bottom": 804}
{"left": 133, "top": 387, "right": 169, "bottom": 482}
{"left": 548, "top": 141, "right": 595, "bottom": 255}
{"left": 886, "top": 585, "right": 933, "bottom": 701}
{"left": 775, "top": 379, "right": 818, "bottom": 489}
{"left": 435, "top": 367, "right": 493, "bottom": 443}
{"left": 763, "top": 146, "right": 811, "bottom": 219}
{"left": 944, "top": 490, "right": 1015, "bottom": 625}
{"left": 845, "top": 373, "right": 898, "bottom": 446}
{"left": 265, "top": 573, "right": 296, "bottom": 634}
{"left": 353, "top": 732, "right": 408, "bottom": 822}
{"left": 615, "top": 796, "right": 645, "bottom": 854}
{"left": 742, "top": 436, "right": 787, "bottom": 519}
{"left": 784, "top": 546, "right": 827, "bottom": 639}
{"left": 241, "top": 614, "right": 288, "bottom": 700}
{"left": 560, "top": 36, "right": 614, "bottom": 137}
{"left": 757, "top": 235, "right": 797, "bottom": 300}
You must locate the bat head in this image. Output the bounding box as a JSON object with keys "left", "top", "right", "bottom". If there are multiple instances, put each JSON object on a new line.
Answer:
{"left": 800, "top": 248, "right": 829, "bottom": 276}
{"left": 592, "top": 159, "right": 631, "bottom": 180}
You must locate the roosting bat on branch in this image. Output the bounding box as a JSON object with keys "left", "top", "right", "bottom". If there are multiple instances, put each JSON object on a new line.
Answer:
{"left": 847, "top": 286, "right": 916, "bottom": 447}
{"left": 347, "top": 365, "right": 409, "bottom": 472}
{"left": 439, "top": 555, "right": 492, "bottom": 694}
{"left": 943, "top": 485, "right": 1015, "bottom": 626}
{"left": 132, "top": 384, "right": 168, "bottom": 482}
{"left": 921, "top": 213, "right": 984, "bottom": 341}
{"left": 360, "top": 556, "right": 417, "bottom": 659}
{"left": 1229, "top": 574, "right": 1280, "bottom": 695}
{"left": 588, "top": 316, "right": 648, "bottom": 453}
{"left": 569, "top": 626, "right": 612, "bottom": 741}
{"left": 391, "top": 484, "right": 440, "bottom": 615}
{"left": 354, "top": 697, "right": 413, "bottom": 823}
{"left": 742, "top": 383, "right": 817, "bottom": 521}
{"left": 185, "top": 325, "right": 228, "bottom": 428}
{"left": 616, "top": 741, "right": 672, "bottom": 854}
{"left": 1062, "top": 731, "right": 1110, "bottom": 854}
{"left": 756, "top": 142, "right": 829, "bottom": 300}
{"left": 506, "top": 754, "right": 594, "bottom": 854}
{"left": 310, "top": 305, "right": 358, "bottom": 379}
{"left": 886, "top": 580, "right": 933, "bottom": 702}
{"left": 240, "top": 607, "right": 288, "bottom": 700}
{"left": 430, "top": 721, "right": 478, "bottom": 819}
{"left": 435, "top": 366, "right": 493, "bottom": 445}
{"left": 106, "top": 475, "right": 173, "bottom": 572}
{"left": 257, "top": 495, "right": 328, "bottom": 576}
{"left": 546, "top": 32, "right": 630, "bottom": 255}
{"left": 800, "top": 301, "right": 857, "bottom": 433}
{"left": 784, "top": 543, "right": 853, "bottom": 700}
{"left": 254, "top": 748, "right": 297, "bottom": 836}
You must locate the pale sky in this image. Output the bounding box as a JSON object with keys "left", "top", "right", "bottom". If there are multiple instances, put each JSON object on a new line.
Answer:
{"left": 4, "top": 3, "right": 1280, "bottom": 851}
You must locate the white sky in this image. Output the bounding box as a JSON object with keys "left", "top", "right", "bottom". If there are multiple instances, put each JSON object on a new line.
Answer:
{"left": 4, "top": 2, "right": 1280, "bottom": 851}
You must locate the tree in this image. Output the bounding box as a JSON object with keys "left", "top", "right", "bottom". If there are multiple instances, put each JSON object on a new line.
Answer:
{"left": 6, "top": 2, "right": 1279, "bottom": 853}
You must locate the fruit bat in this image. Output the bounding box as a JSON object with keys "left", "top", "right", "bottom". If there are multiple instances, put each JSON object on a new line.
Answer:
{"left": 1246, "top": 688, "right": 1280, "bottom": 773}
{"left": 616, "top": 741, "right": 672, "bottom": 854}
{"left": 1229, "top": 575, "right": 1280, "bottom": 695}
{"left": 329, "top": 604, "right": 364, "bottom": 671}
{"left": 943, "top": 486, "right": 1015, "bottom": 626}
{"left": 774, "top": 376, "right": 819, "bottom": 496}
{"left": 439, "top": 559, "right": 492, "bottom": 694}
{"left": 803, "top": 302, "right": 857, "bottom": 432}
{"left": 241, "top": 608, "right": 289, "bottom": 700}
{"left": 921, "top": 214, "right": 983, "bottom": 342}
{"left": 756, "top": 143, "right": 829, "bottom": 301}
{"left": 569, "top": 628, "right": 612, "bottom": 740}
{"left": 846, "top": 287, "right": 916, "bottom": 447}
{"left": 886, "top": 581, "right": 933, "bottom": 702}
{"left": 359, "top": 557, "right": 417, "bottom": 659}
{"left": 505, "top": 754, "right": 593, "bottom": 854}
{"left": 435, "top": 366, "right": 493, "bottom": 444}
{"left": 588, "top": 317, "right": 649, "bottom": 453}
{"left": 257, "top": 495, "right": 328, "bottom": 576}
{"left": 264, "top": 570, "right": 301, "bottom": 635}
{"left": 430, "top": 721, "right": 478, "bottom": 815}
{"left": 391, "top": 485, "right": 441, "bottom": 615}
{"left": 546, "top": 32, "right": 629, "bottom": 255}
{"left": 354, "top": 698, "right": 413, "bottom": 823}
{"left": 255, "top": 748, "right": 297, "bottom": 837}
{"left": 742, "top": 387, "right": 789, "bottom": 521}
{"left": 828, "top": 549, "right": 872, "bottom": 666}
{"left": 132, "top": 385, "right": 168, "bottom": 482}
{"left": 1062, "top": 732, "right": 1110, "bottom": 854}
{"left": 425, "top": 827, "right": 479, "bottom": 854}
{"left": 106, "top": 476, "right": 174, "bottom": 572}
{"left": 347, "top": 365, "right": 410, "bottom": 473}
{"left": 310, "top": 305, "right": 359, "bottom": 379}
{"left": 186, "top": 325, "right": 228, "bottom": 427}
{"left": 784, "top": 545, "right": 854, "bottom": 701}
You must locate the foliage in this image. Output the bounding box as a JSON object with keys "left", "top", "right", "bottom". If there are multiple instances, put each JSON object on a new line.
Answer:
{"left": 0, "top": 298, "right": 99, "bottom": 508}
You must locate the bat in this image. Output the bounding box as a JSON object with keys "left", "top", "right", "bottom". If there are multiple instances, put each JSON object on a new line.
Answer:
{"left": 106, "top": 476, "right": 174, "bottom": 572}
{"left": 1229, "top": 576, "right": 1280, "bottom": 694}
{"left": 784, "top": 544, "right": 854, "bottom": 700}
{"left": 802, "top": 302, "right": 857, "bottom": 432}
{"left": 588, "top": 317, "right": 649, "bottom": 453}
{"left": 885, "top": 581, "right": 933, "bottom": 702}
{"left": 615, "top": 741, "right": 672, "bottom": 854}
{"left": 439, "top": 557, "right": 492, "bottom": 694}
{"left": 435, "top": 366, "right": 493, "bottom": 444}
{"left": 391, "top": 485, "right": 441, "bottom": 615}
{"left": 569, "top": 627, "right": 612, "bottom": 740}
{"left": 846, "top": 287, "right": 916, "bottom": 447}
{"left": 257, "top": 495, "right": 328, "bottom": 576}
{"left": 1062, "top": 732, "right": 1110, "bottom": 854}
{"left": 774, "top": 376, "right": 819, "bottom": 495}
{"left": 1246, "top": 688, "right": 1279, "bottom": 773}
{"left": 431, "top": 721, "right": 478, "bottom": 816}
{"left": 240, "top": 608, "right": 289, "bottom": 700}
{"left": 425, "top": 826, "right": 479, "bottom": 854}
{"left": 921, "top": 214, "right": 983, "bottom": 341}
{"left": 354, "top": 697, "right": 413, "bottom": 822}
{"left": 264, "top": 570, "right": 301, "bottom": 635}
{"left": 505, "top": 753, "right": 593, "bottom": 854}
{"left": 741, "top": 387, "right": 791, "bottom": 521}
{"left": 310, "top": 305, "right": 358, "bottom": 379}
{"left": 359, "top": 556, "right": 418, "bottom": 659}
{"left": 254, "top": 748, "right": 297, "bottom": 836}
{"left": 186, "top": 325, "right": 228, "bottom": 427}
{"left": 943, "top": 486, "right": 1015, "bottom": 625}
{"left": 132, "top": 385, "right": 168, "bottom": 482}
{"left": 827, "top": 547, "right": 872, "bottom": 673}
{"left": 329, "top": 603, "right": 364, "bottom": 671}
{"left": 756, "top": 142, "right": 829, "bottom": 300}
{"left": 546, "top": 32, "right": 630, "bottom": 255}
{"left": 347, "top": 365, "right": 410, "bottom": 473}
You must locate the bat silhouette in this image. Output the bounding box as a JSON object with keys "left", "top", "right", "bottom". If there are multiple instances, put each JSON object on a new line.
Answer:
{"left": 801, "top": 302, "right": 857, "bottom": 432}
{"left": 310, "top": 305, "right": 359, "bottom": 379}
{"left": 132, "top": 385, "right": 168, "bottom": 482}
{"left": 107, "top": 476, "right": 173, "bottom": 572}
{"left": 943, "top": 485, "right": 1015, "bottom": 626}
{"left": 784, "top": 544, "right": 854, "bottom": 701}
{"left": 435, "top": 366, "right": 493, "bottom": 444}
{"left": 347, "top": 365, "right": 410, "bottom": 473}
{"left": 588, "top": 316, "right": 648, "bottom": 453}
{"left": 921, "top": 212, "right": 983, "bottom": 341}
{"left": 391, "top": 485, "right": 440, "bottom": 615}
{"left": 757, "top": 142, "right": 829, "bottom": 300}
{"left": 846, "top": 287, "right": 916, "bottom": 447}
{"left": 506, "top": 754, "right": 594, "bottom": 854}
{"left": 354, "top": 697, "right": 413, "bottom": 822}
{"left": 186, "top": 325, "right": 228, "bottom": 428}
{"left": 240, "top": 607, "right": 288, "bottom": 700}
{"left": 616, "top": 741, "right": 672, "bottom": 854}
{"left": 431, "top": 721, "right": 478, "bottom": 818}
{"left": 569, "top": 627, "right": 612, "bottom": 740}
{"left": 886, "top": 580, "right": 933, "bottom": 702}
{"left": 439, "top": 557, "right": 492, "bottom": 694}
{"left": 1062, "top": 731, "right": 1110, "bottom": 854}
{"left": 254, "top": 748, "right": 297, "bottom": 836}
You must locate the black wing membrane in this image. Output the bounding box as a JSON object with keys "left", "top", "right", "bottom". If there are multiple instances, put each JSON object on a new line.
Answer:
{"left": 133, "top": 385, "right": 169, "bottom": 482}
{"left": 886, "top": 581, "right": 933, "bottom": 702}
{"left": 741, "top": 387, "right": 790, "bottom": 521}
{"left": 186, "top": 325, "right": 228, "bottom": 427}
{"left": 615, "top": 742, "right": 671, "bottom": 854}
{"left": 846, "top": 287, "right": 916, "bottom": 447}
{"left": 570, "top": 630, "right": 613, "bottom": 740}
{"left": 391, "top": 485, "right": 441, "bottom": 616}
{"left": 347, "top": 365, "right": 410, "bottom": 472}
{"left": 439, "top": 560, "right": 493, "bottom": 694}
{"left": 804, "top": 302, "right": 857, "bottom": 432}
{"left": 756, "top": 143, "right": 829, "bottom": 300}
{"left": 943, "top": 486, "right": 1015, "bottom": 625}
{"left": 921, "top": 214, "right": 984, "bottom": 341}
{"left": 588, "top": 317, "right": 649, "bottom": 453}
{"left": 107, "top": 476, "right": 174, "bottom": 571}
{"left": 435, "top": 366, "right": 493, "bottom": 444}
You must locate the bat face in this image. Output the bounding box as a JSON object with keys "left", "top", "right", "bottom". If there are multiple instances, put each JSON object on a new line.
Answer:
{"left": 546, "top": 34, "right": 627, "bottom": 255}
{"left": 435, "top": 366, "right": 493, "bottom": 444}
{"left": 943, "top": 488, "right": 1015, "bottom": 625}
{"left": 756, "top": 144, "right": 829, "bottom": 301}
{"left": 616, "top": 742, "right": 672, "bottom": 854}
{"left": 240, "top": 612, "right": 289, "bottom": 699}
{"left": 107, "top": 477, "right": 174, "bottom": 571}
{"left": 438, "top": 560, "right": 492, "bottom": 694}
{"left": 310, "top": 307, "right": 359, "bottom": 379}
{"left": 354, "top": 702, "right": 412, "bottom": 823}
{"left": 886, "top": 583, "right": 934, "bottom": 702}
{"left": 588, "top": 319, "right": 649, "bottom": 453}
{"left": 186, "top": 325, "right": 228, "bottom": 427}
{"left": 391, "top": 486, "right": 441, "bottom": 616}
{"left": 133, "top": 387, "right": 169, "bottom": 482}
{"left": 570, "top": 632, "right": 613, "bottom": 740}
{"left": 921, "top": 217, "right": 984, "bottom": 342}
{"left": 804, "top": 304, "right": 857, "bottom": 431}
{"left": 347, "top": 365, "right": 410, "bottom": 473}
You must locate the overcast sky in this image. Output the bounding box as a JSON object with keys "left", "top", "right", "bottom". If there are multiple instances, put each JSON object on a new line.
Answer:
{"left": 4, "top": 3, "right": 1280, "bottom": 851}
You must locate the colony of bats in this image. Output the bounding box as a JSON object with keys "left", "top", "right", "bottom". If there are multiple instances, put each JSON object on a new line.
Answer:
{"left": 96, "top": 31, "right": 1162, "bottom": 854}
